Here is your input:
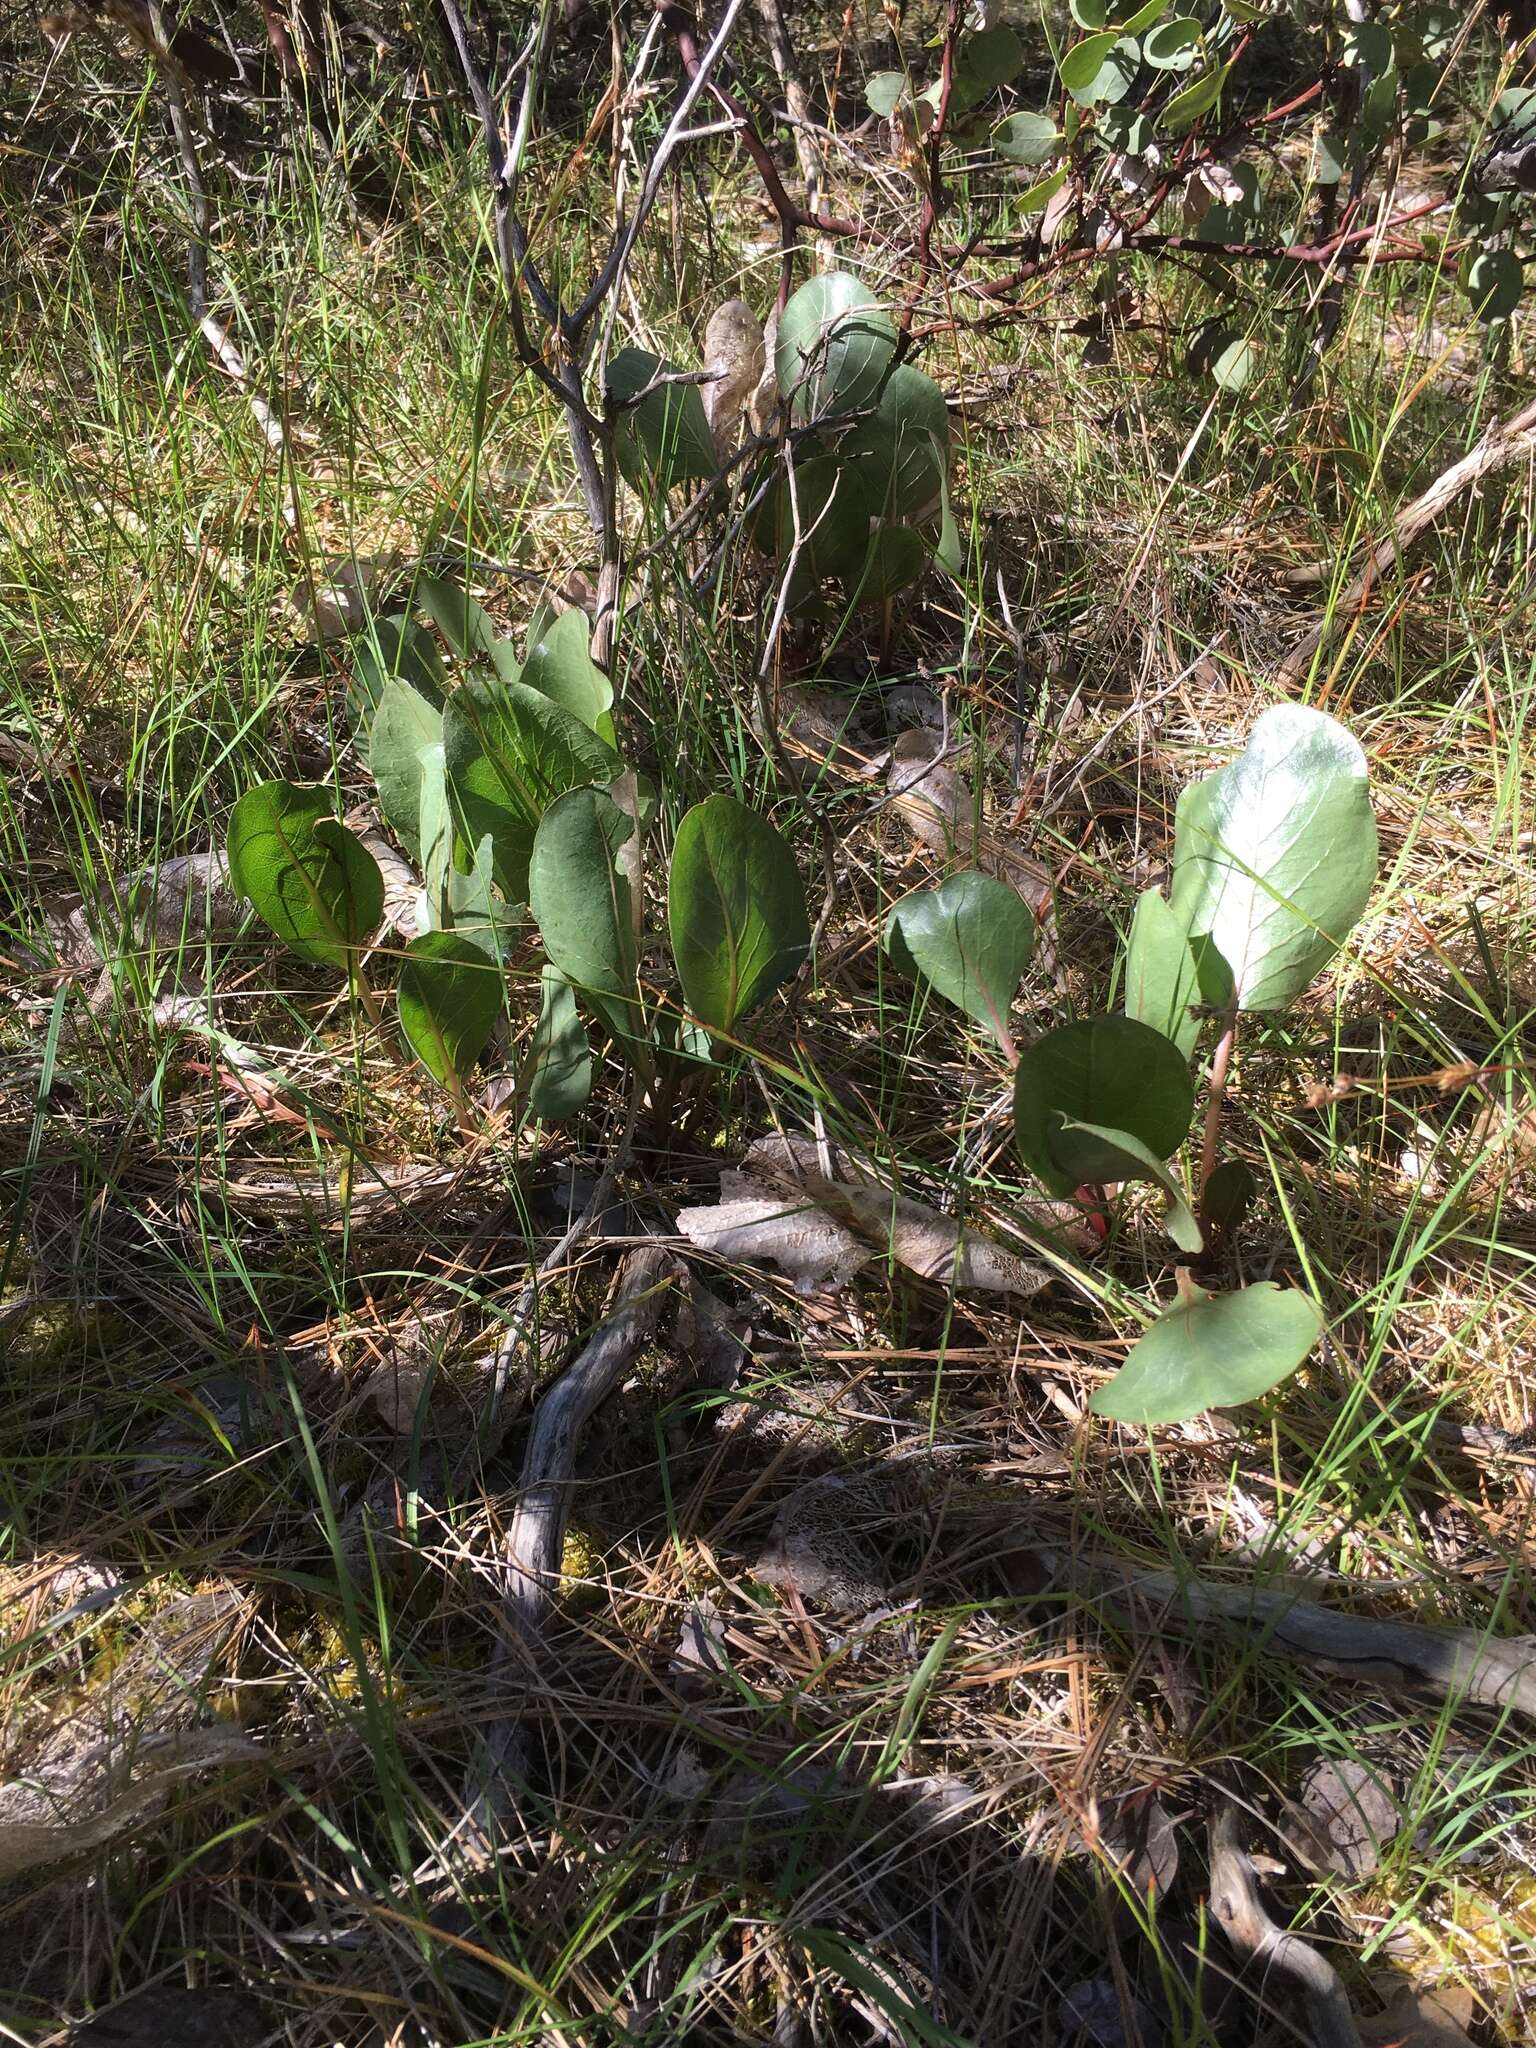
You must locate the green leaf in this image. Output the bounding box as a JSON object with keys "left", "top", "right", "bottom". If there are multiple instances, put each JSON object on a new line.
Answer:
{"left": 992, "top": 111, "right": 1062, "bottom": 165}
{"left": 1090, "top": 1279, "right": 1324, "bottom": 1423}
{"left": 1143, "top": 16, "right": 1201, "bottom": 68}
{"left": 607, "top": 345, "right": 717, "bottom": 493}
{"left": 1124, "top": 888, "right": 1201, "bottom": 1057}
{"left": 1013, "top": 1015, "right": 1194, "bottom": 1199}
{"left": 1495, "top": 86, "right": 1536, "bottom": 143}
{"left": 522, "top": 965, "right": 593, "bottom": 1121}
{"left": 843, "top": 364, "right": 950, "bottom": 520}
{"left": 1061, "top": 32, "right": 1139, "bottom": 105}
{"left": 775, "top": 273, "right": 899, "bottom": 424}
{"left": 1069, "top": 0, "right": 1109, "bottom": 25}
{"left": 1060, "top": 31, "right": 1116, "bottom": 102}
{"left": 1211, "top": 335, "right": 1259, "bottom": 391}
{"left": 950, "top": 23, "right": 1026, "bottom": 111}
{"left": 1202, "top": 1157, "right": 1256, "bottom": 1234}
{"left": 522, "top": 605, "right": 615, "bottom": 741}
{"left": 350, "top": 614, "right": 445, "bottom": 732}
{"left": 1160, "top": 60, "right": 1230, "bottom": 131}
{"left": 1464, "top": 249, "right": 1525, "bottom": 322}
{"left": 933, "top": 476, "right": 963, "bottom": 576}
{"left": 367, "top": 673, "right": 444, "bottom": 857}
{"left": 1121, "top": 0, "right": 1172, "bottom": 30}
{"left": 528, "top": 785, "right": 644, "bottom": 1050}
{"left": 668, "top": 794, "right": 810, "bottom": 1036}
{"left": 417, "top": 574, "right": 521, "bottom": 684}
{"left": 1014, "top": 163, "right": 1069, "bottom": 212}
{"left": 446, "top": 833, "right": 521, "bottom": 958}
{"left": 1168, "top": 705, "right": 1377, "bottom": 1012}
{"left": 865, "top": 69, "right": 907, "bottom": 117}
{"left": 418, "top": 741, "right": 454, "bottom": 927}
{"left": 758, "top": 454, "right": 876, "bottom": 587}
{"left": 1340, "top": 19, "right": 1391, "bottom": 71}
{"left": 226, "top": 780, "right": 383, "bottom": 969}
{"left": 843, "top": 523, "right": 928, "bottom": 606}
{"left": 1055, "top": 1117, "right": 1201, "bottom": 1251}
{"left": 398, "top": 929, "right": 503, "bottom": 1088}
{"left": 884, "top": 871, "right": 1033, "bottom": 1048}
{"left": 443, "top": 680, "right": 622, "bottom": 903}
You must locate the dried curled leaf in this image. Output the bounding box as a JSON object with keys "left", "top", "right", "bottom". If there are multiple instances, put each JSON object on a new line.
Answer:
{"left": 702, "top": 298, "right": 766, "bottom": 457}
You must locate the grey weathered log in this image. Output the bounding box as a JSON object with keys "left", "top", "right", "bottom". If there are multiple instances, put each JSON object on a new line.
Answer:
{"left": 1207, "top": 1798, "right": 1363, "bottom": 2048}
{"left": 1116, "top": 1568, "right": 1536, "bottom": 1722}
{"left": 475, "top": 1247, "right": 679, "bottom": 1806}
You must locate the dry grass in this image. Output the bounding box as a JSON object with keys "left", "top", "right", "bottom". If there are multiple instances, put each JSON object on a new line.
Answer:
{"left": 4, "top": 5, "right": 1536, "bottom": 2044}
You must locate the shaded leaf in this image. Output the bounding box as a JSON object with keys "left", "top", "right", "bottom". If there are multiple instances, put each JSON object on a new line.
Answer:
{"left": 668, "top": 794, "right": 810, "bottom": 1036}
{"left": 1161, "top": 60, "right": 1230, "bottom": 130}
{"left": 367, "top": 672, "right": 444, "bottom": 857}
{"left": 397, "top": 930, "right": 503, "bottom": 1087}
{"left": 865, "top": 69, "right": 907, "bottom": 116}
{"left": 350, "top": 614, "right": 445, "bottom": 732}
{"left": 843, "top": 522, "right": 927, "bottom": 606}
{"left": 1014, "top": 1015, "right": 1194, "bottom": 1199}
{"left": 1202, "top": 1157, "right": 1255, "bottom": 1234}
{"left": 522, "top": 964, "right": 593, "bottom": 1121}
{"left": 417, "top": 573, "right": 521, "bottom": 683}
{"left": 950, "top": 23, "right": 1025, "bottom": 111}
{"left": 884, "top": 870, "right": 1034, "bottom": 1048}
{"left": 1169, "top": 705, "right": 1377, "bottom": 1012}
{"left": 775, "top": 272, "right": 899, "bottom": 423}
{"left": 522, "top": 604, "right": 615, "bottom": 741}
{"left": 1144, "top": 16, "right": 1201, "bottom": 68}
{"left": 443, "top": 680, "right": 621, "bottom": 902}
{"left": 1061, "top": 32, "right": 1139, "bottom": 105}
{"left": 607, "top": 345, "right": 717, "bottom": 491}
{"left": 528, "top": 784, "right": 644, "bottom": 1049}
{"left": 1090, "top": 1279, "right": 1324, "bottom": 1423}
{"left": 844, "top": 363, "right": 950, "bottom": 520}
{"left": 1055, "top": 1116, "right": 1201, "bottom": 1251}
{"left": 226, "top": 781, "right": 383, "bottom": 968}
{"left": 1124, "top": 887, "right": 1201, "bottom": 1057}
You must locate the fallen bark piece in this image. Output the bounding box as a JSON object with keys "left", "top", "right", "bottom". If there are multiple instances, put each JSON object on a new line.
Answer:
{"left": 1359, "top": 1982, "right": 1476, "bottom": 2048}
{"left": 678, "top": 1132, "right": 1054, "bottom": 1299}
{"left": 1293, "top": 1758, "right": 1398, "bottom": 1880}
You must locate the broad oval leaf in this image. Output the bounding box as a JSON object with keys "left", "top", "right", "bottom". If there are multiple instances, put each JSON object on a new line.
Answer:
{"left": 1143, "top": 16, "right": 1201, "bottom": 68}
{"left": 350, "top": 614, "right": 445, "bottom": 733}
{"left": 398, "top": 929, "right": 503, "bottom": 1088}
{"left": 865, "top": 69, "right": 908, "bottom": 117}
{"left": 775, "top": 273, "right": 899, "bottom": 423}
{"left": 1013, "top": 1015, "right": 1195, "bottom": 1199}
{"left": 843, "top": 522, "right": 928, "bottom": 606}
{"left": 528, "top": 785, "right": 644, "bottom": 1049}
{"left": 843, "top": 363, "right": 950, "bottom": 521}
{"left": 884, "top": 871, "right": 1033, "bottom": 1047}
{"left": 443, "top": 680, "right": 622, "bottom": 903}
{"left": 1090, "top": 1280, "right": 1325, "bottom": 1423}
{"left": 1464, "top": 249, "right": 1525, "bottom": 322}
{"left": 522, "top": 964, "right": 593, "bottom": 1121}
{"left": 522, "top": 605, "right": 615, "bottom": 741}
{"left": 1124, "top": 888, "right": 1201, "bottom": 1057}
{"left": 993, "top": 112, "right": 1062, "bottom": 165}
{"left": 1168, "top": 705, "right": 1377, "bottom": 1012}
{"left": 1061, "top": 31, "right": 1139, "bottom": 105}
{"left": 368, "top": 673, "right": 444, "bottom": 857}
{"left": 950, "top": 23, "right": 1025, "bottom": 111}
{"left": 668, "top": 794, "right": 810, "bottom": 1036}
{"left": 226, "top": 781, "right": 383, "bottom": 968}
{"left": 417, "top": 574, "right": 521, "bottom": 684}
{"left": 606, "top": 345, "right": 717, "bottom": 491}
